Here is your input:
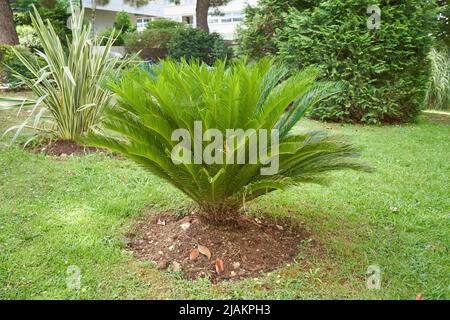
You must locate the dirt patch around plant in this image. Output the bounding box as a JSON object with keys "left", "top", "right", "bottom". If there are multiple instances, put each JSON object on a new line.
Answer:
{"left": 127, "top": 210, "right": 310, "bottom": 283}
{"left": 421, "top": 111, "right": 450, "bottom": 125}
{"left": 31, "top": 140, "right": 105, "bottom": 156}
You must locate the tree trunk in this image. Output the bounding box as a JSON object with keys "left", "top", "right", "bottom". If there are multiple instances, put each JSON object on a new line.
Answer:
{"left": 196, "top": 0, "right": 210, "bottom": 32}
{"left": 0, "top": 0, "right": 19, "bottom": 45}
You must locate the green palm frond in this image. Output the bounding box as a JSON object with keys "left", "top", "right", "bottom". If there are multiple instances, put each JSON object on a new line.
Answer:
{"left": 82, "top": 59, "right": 372, "bottom": 220}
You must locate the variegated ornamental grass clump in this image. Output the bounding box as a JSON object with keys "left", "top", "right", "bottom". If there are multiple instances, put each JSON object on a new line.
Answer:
{"left": 425, "top": 47, "right": 450, "bottom": 110}
{"left": 83, "top": 59, "right": 372, "bottom": 223}
{"left": 1, "top": 7, "right": 131, "bottom": 143}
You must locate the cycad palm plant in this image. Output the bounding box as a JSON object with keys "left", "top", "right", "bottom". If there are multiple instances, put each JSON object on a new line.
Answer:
{"left": 83, "top": 59, "right": 371, "bottom": 223}
{"left": 1, "top": 6, "right": 130, "bottom": 143}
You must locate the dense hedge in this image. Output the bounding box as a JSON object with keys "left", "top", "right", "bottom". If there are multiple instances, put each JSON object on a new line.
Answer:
{"left": 275, "top": 0, "right": 437, "bottom": 123}
{"left": 124, "top": 19, "right": 231, "bottom": 64}
{"left": 167, "top": 28, "right": 232, "bottom": 65}
{"left": 236, "top": 0, "right": 318, "bottom": 58}
{"left": 437, "top": 0, "right": 449, "bottom": 47}
{"left": 123, "top": 19, "right": 185, "bottom": 61}
{"left": 145, "top": 19, "right": 183, "bottom": 30}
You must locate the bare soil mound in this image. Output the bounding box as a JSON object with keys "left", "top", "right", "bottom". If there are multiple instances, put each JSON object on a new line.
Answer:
{"left": 128, "top": 211, "right": 309, "bottom": 283}
{"left": 32, "top": 140, "right": 104, "bottom": 156}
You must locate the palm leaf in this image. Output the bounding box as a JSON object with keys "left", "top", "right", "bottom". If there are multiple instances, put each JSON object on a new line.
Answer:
{"left": 83, "top": 59, "right": 372, "bottom": 221}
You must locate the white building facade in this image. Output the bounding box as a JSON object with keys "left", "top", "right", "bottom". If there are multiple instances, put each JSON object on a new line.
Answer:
{"left": 82, "top": 0, "right": 258, "bottom": 41}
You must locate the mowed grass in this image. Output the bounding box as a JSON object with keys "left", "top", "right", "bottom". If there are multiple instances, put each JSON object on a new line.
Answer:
{"left": 0, "top": 97, "right": 449, "bottom": 299}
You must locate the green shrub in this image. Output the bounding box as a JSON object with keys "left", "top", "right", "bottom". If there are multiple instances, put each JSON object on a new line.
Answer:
{"left": 146, "top": 18, "right": 184, "bottom": 30}
{"left": 437, "top": 0, "right": 449, "bottom": 48}
{"left": 99, "top": 27, "right": 125, "bottom": 46}
{"left": 114, "top": 11, "right": 133, "bottom": 32}
{"left": 100, "top": 12, "right": 135, "bottom": 46}
{"left": 82, "top": 59, "right": 371, "bottom": 223}
{"left": 124, "top": 19, "right": 185, "bottom": 61}
{"left": 124, "top": 29, "right": 173, "bottom": 61}
{"left": 0, "top": 44, "right": 40, "bottom": 86}
{"left": 276, "top": 0, "right": 437, "bottom": 124}
{"left": 425, "top": 46, "right": 450, "bottom": 110}
{"left": 13, "top": 0, "right": 70, "bottom": 44}
{"left": 17, "top": 25, "right": 42, "bottom": 50}
{"left": 236, "top": 0, "right": 318, "bottom": 58}
{"left": 167, "top": 28, "right": 232, "bottom": 65}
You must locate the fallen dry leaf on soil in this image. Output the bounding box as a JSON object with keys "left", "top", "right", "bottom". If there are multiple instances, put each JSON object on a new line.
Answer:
{"left": 215, "top": 258, "right": 224, "bottom": 274}
{"left": 198, "top": 245, "right": 211, "bottom": 260}
{"left": 189, "top": 248, "right": 199, "bottom": 260}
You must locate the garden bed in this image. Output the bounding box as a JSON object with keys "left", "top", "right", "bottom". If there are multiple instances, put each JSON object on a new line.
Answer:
{"left": 128, "top": 211, "right": 310, "bottom": 283}
{"left": 31, "top": 140, "right": 105, "bottom": 156}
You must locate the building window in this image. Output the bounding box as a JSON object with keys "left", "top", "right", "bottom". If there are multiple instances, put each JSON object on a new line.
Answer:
{"left": 208, "top": 12, "right": 243, "bottom": 24}
{"left": 182, "top": 15, "right": 194, "bottom": 25}
{"left": 163, "top": 0, "right": 195, "bottom": 5}
{"left": 137, "top": 18, "right": 152, "bottom": 31}
{"left": 221, "top": 16, "right": 233, "bottom": 23}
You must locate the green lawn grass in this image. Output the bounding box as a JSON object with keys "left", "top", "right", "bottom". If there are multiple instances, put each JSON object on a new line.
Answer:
{"left": 0, "top": 98, "right": 448, "bottom": 299}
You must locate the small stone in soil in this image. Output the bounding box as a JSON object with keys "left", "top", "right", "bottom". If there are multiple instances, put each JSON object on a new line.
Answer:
{"left": 232, "top": 262, "right": 240, "bottom": 270}
{"left": 180, "top": 222, "right": 190, "bottom": 231}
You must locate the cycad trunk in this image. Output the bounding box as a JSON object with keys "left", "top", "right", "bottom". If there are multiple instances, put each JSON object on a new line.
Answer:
{"left": 0, "top": 0, "right": 19, "bottom": 45}
{"left": 198, "top": 201, "right": 241, "bottom": 225}
{"left": 196, "top": 0, "right": 209, "bottom": 32}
